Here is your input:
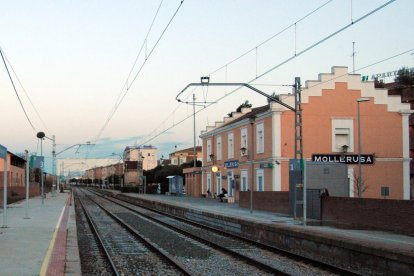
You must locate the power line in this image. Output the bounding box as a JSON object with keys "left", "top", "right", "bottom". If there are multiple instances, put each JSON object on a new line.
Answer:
{"left": 1, "top": 48, "right": 50, "bottom": 133}
{"left": 138, "top": 48, "right": 410, "bottom": 147}
{"left": 101, "top": 0, "right": 165, "bottom": 142}
{"left": 207, "top": 0, "right": 334, "bottom": 76}
{"left": 0, "top": 47, "right": 37, "bottom": 133}
{"left": 136, "top": 1, "right": 398, "bottom": 147}
{"left": 136, "top": 1, "right": 333, "bottom": 147}
{"left": 91, "top": 0, "right": 185, "bottom": 146}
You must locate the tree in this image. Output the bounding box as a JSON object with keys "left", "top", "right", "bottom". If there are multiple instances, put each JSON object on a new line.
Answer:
{"left": 395, "top": 67, "right": 414, "bottom": 86}
{"left": 374, "top": 78, "right": 385, "bottom": 88}
{"left": 353, "top": 171, "right": 369, "bottom": 198}
{"left": 267, "top": 92, "right": 280, "bottom": 103}
{"left": 228, "top": 100, "right": 252, "bottom": 117}
{"left": 181, "top": 160, "right": 202, "bottom": 169}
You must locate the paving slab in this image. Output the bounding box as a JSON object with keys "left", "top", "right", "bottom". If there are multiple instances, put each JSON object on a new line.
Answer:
{"left": 0, "top": 192, "right": 72, "bottom": 275}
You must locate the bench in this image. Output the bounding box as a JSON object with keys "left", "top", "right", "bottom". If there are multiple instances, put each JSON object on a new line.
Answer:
{"left": 222, "top": 196, "right": 234, "bottom": 203}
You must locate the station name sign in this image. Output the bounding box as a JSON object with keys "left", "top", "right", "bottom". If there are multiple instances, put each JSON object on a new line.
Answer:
{"left": 224, "top": 160, "right": 239, "bottom": 168}
{"left": 312, "top": 154, "right": 375, "bottom": 165}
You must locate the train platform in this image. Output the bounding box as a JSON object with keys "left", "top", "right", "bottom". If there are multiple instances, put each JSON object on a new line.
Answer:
{"left": 108, "top": 191, "right": 414, "bottom": 275}
{"left": 0, "top": 190, "right": 81, "bottom": 276}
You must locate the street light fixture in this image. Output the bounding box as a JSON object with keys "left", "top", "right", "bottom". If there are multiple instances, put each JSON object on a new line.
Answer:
{"left": 357, "top": 97, "right": 370, "bottom": 198}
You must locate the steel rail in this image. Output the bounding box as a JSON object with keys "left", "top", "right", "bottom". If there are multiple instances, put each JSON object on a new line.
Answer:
{"left": 82, "top": 191, "right": 192, "bottom": 276}
{"left": 90, "top": 188, "right": 358, "bottom": 275}
{"left": 86, "top": 189, "right": 288, "bottom": 275}
{"left": 76, "top": 192, "right": 120, "bottom": 276}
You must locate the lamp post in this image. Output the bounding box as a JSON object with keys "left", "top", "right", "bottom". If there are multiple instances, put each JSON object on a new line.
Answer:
{"left": 357, "top": 97, "right": 370, "bottom": 198}
{"left": 249, "top": 116, "right": 255, "bottom": 214}
{"left": 36, "top": 132, "right": 45, "bottom": 204}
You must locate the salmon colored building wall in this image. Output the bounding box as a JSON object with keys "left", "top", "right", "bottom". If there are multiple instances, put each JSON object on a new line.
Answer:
{"left": 0, "top": 152, "right": 26, "bottom": 188}
{"left": 200, "top": 67, "right": 412, "bottom": 200}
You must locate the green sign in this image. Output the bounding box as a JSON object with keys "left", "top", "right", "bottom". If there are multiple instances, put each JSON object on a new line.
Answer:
{"left": 260, "top": 163, "right": 274, "bottom": 169}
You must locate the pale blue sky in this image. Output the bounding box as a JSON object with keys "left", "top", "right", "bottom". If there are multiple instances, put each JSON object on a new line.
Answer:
{"left": 0, "top": 0, "right": 413, "bottom": 172}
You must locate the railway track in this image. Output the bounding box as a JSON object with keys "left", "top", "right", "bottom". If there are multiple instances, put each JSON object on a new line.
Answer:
{"left": 79, "top": 188, "right": 356, "bottom": 275}
{"left": 75, "top": 188, "right": 189, "bottom": 275}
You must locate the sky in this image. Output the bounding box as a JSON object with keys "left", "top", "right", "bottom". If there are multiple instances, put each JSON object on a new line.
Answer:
{"left": 0, "top": 0, "right": 413, "bottom": 173}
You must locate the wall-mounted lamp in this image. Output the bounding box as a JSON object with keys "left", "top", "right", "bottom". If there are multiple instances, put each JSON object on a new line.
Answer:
{"left": 240, "top": 147, "right": 247, "bottom": 156}
{"left": 275, "top": 160, "right": 281, "bottom": 165}
{"left": 341, "top": 145, "right": 349, "bottom": 153}
{"left": 209, "top": 153, "right": 215, "bottom": 162}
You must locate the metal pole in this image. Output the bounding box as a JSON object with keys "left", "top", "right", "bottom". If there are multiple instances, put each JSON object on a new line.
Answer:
{"left": 303, "top": 160, "right": 307, "bottom": 226}
{"left": 25, "top": 150, "right": 30, "bottom": 219}
{"left": 41, "top": 139, "right": 44, "bottom": 205}
{"left": 193, "top": 93, "right": 197, "bottom": 168}
{"left": 2, "top": 151, "right": 8, "bottom": 227}
{"left": 357, "top": 102, "right": 362, "bottom": 198}
{"left": 250, "top": 118, "right": 254, "bottom": 214}
{"left": 52, "top": 135, "right": 56, "bottom": 197}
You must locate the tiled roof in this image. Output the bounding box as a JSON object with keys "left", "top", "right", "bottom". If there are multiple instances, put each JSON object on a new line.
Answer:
{"left": 216, "top": 105, "right": 269, "bottom": 130}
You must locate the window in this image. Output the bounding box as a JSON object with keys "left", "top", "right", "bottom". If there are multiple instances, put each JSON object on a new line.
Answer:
{"left": 256, "top": 123, "right": 264, "bottom": 153}
{"left": 207, "top": 139, "right": 212, "bottom": 161}
{"left": 256, "top": 169, "right": 264, "bottom": 191}
{"left": 216, "top": 136, "right": 222, "bottom": 160}
{"left": 241, "top": 170, "right": 248, "bottom": 191}
{"left": 240, "top": 128, "right": 248, "bottom": 155}
{"left": 228, "top": 132, "right": 234, "bottom": 159}
{"left": 331, "top": 119, "right": 354, "bottom": 152}
{"left": 335, "top": 128, "right": 350, "bottom": 151}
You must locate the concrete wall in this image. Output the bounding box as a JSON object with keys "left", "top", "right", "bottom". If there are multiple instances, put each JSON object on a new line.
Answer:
{"left": 239, "top": 191, "right": 289, "bottom": 214}
{"left": 0, "top": 183, "right": 40, "bottom": 205}
{"left": 321, "top": 196, "right": 414, "bottom": 236}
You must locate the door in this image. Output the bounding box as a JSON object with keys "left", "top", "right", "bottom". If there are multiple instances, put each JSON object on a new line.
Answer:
{"left": 241, "top": 170, "right": 248, "bottom": 191}
{"left": 206, "top": 173, "right": 211, "bottom": 195}
{"left": 256, "top": 169, "right": 264, "bottom": 191}
{"left": 227, "top": 171, "right": 234, "bottom": 196}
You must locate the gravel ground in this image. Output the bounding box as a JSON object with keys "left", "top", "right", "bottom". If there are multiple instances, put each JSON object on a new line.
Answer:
{"left": 104, "top": 193, "right": 336, "bottom": 275}
{"left": 75, "top": 189, "right": 184, "bottom": 275}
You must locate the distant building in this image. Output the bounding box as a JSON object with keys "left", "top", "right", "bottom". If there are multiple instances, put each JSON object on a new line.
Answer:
{"left": 124, "top": 145, "right": 158, "bottom": 171}
{"left": 169, "top": 146, "right": 202, "bottom": 166}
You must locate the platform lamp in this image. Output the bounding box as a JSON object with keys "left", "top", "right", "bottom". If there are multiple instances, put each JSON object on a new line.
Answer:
{"left": 36, "top": 131, "right": 45, "bottom": 204}
{"left": 357, "top": 97, "right": 370, "bottom": 198}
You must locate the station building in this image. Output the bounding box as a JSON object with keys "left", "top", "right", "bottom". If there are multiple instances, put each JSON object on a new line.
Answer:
{"left": 199, "top": 66, "right": 412, "bottom": 201}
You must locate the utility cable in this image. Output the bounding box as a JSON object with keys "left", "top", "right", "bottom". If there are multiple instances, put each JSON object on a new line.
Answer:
{"left": 105, "top": 0, "right": 165, "bottom": 134}
{"left": 91, "top": 0, "right": 185, "bottom": 148}
{"left": 135, "top": 1, "right": 333, "bottom": 147}
{"left": 0, "top": 47, "right": 37, "bottom": 133}
{"left": 1, "top": 48, "right": 50, "bottom": 133}
{"left": 208, "top": 0, "right": 334, "bottom": 76}
{"left": 136, "top": 0, "right": 397, "bottom": 147}
{"left": 137, "top": 48, "right": 410, "bottom": 147}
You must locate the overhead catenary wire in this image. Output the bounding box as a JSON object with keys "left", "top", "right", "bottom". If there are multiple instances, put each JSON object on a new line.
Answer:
{"left": 137, "top": 48, "right": 411, "bottom": 147}
{"left": 91, "top": 0, "right": 185, "bottom": 147}
{"left": 1, "top": 48, "right": 50, "bottom": 133}
{"left": 207, "top": 0, "right": 334, "bottom": 76}
{"left": 137, "top": 0, "right": 335, "bottom": 146}
{"left": 136, "top": 0, "right": 398, "bottom": 147}
{"left": 0, "top": 47, "right": 37, "bottom": 133}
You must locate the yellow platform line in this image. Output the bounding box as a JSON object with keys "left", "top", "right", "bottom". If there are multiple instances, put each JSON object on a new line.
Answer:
{"left": 39, "top": 196, "right": 69, "bottom": 276}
